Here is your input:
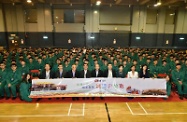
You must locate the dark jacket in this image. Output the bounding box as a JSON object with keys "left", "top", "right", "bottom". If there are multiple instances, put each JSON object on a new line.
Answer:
{"left": 65, "top": 70, "right": 80, "bottom": 78}
{"left": 40, "top": 70, "right": 55, "bottom": 79}
{"left": 103, "top": 70, "right": 117, "bottom": 78}
{"left": 79, "top": 70, "right": 91, "bottom": 78}
{"left": 139, "top": 70, "right": 150, "bottom": 78}
{"left": 91, "top": 69, "right": 103, "bottom": 77}
{"left": 55, "top": 70, "right": 66, "bottom": 78}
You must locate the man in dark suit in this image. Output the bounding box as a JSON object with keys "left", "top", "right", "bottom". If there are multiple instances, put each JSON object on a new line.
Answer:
{"left": 103, "top": 63, "right": 116, "bottom": 78}
{"left": 38, "top": 63, "right": 55, "bottom": 101}
{"left": 80, "top": 63, "right": 91, "bottom": 78}
{"left": 55, "top": 64, "right": 66, "bottom": 78}
{"left": 91, "top": 64, "right": 103, "bottom": 77}
{"left": 40, "top": 64, "right": 55, "bottom": 79}
{"left": 65, "top": 64, "right": 80, "bottom": 78}
{"left": 65, "top": 64, "right": 80, "bottom": 101}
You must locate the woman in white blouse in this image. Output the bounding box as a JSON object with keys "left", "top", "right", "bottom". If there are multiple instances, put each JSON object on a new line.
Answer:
{"left": 127, "top": 65, "right": 139, "bottom": 78}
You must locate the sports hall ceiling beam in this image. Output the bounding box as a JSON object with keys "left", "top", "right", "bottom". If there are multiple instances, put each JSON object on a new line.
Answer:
{"left": 115, "top": 0, "right": 122, "bottom": 4}
{"left": 139, "top": 0, "right": 150, "bottom": 5}
{"left": 64, "top": 0, "right": 70, "bottom": 4}
{"left": 162, "top": 0, "right": 182, "bottom": 6}
{"left": 38, "top": 0, "right": 45, "bottom": 3}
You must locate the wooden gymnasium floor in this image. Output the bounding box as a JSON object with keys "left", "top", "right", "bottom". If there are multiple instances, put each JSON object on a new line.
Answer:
{"left": 1, "top": 102, "right": 187, "bottom": 122}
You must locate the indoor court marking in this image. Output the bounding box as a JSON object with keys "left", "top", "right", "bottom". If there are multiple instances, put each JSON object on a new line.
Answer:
{"left": 0, "top": 102, "right": 187, "bottom": 122}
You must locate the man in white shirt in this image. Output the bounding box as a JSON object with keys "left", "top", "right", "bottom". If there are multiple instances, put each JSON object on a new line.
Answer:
{"left": 104, "top": 63, "right": 116, "bottom": 78}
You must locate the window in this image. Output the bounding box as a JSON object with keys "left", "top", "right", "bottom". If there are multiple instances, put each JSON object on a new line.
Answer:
{"left": 146, "top": 9, "right": 158, "bottom": 24}
{"left": 165, "top": 9, "right": 176, "bottom": 24}
{"left": 53, "top": 9, "right": 85, "bottom": 24}
{"left": 25, "top": 9, "right": 37, "bottom": 23}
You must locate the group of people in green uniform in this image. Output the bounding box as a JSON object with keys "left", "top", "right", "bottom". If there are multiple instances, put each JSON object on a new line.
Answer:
{"left": 0, "top": 47, "right": 187, "bottom": 102}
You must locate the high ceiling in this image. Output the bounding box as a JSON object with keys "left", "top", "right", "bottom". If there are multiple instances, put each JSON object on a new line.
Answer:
{"left": 0, "top": 0, "right": 186, "bottom": 8}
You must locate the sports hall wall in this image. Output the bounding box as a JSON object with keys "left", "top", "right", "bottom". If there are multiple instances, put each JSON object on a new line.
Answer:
{"left": 0, "top": 4, "right": 187, "bottom": 48}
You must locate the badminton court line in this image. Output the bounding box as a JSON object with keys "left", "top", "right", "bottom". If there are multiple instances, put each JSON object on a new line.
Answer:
{"left": 68, "top": 103, "right": 72, "bottom": 116}
{"left": 138, "top": 102, "right": 148, "bottom": 114}
{"left": 68, "top": 103, "right": 85, "bottom": 116}
{"left": 126, "top": 102, "right": 134, "bottom": 115}
{"left": 82, "top": 103, "right": 85, "bottom": 116}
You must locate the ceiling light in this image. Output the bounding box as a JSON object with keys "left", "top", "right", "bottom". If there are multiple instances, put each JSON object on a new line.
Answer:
{"left": 94, "top": 11, "right": 98, "bottom": 14}
{"left": 180, "top": 37, "right": 185, "bottom": 40}
{"left": 136, "top": 37, "right": 141, "bottom": 40}
{"left": 170, "top": 13, "right": 175, "bottom": 16}
{"left": 43, "top": 36, "right": 48, "bottom": 39}
{"left": 27, "top": 0, "right": 32, "bottom": 3}
{"left": 90, "top": 36, "right": 95, "bottom": 39}
{"left": 96, "top": 1, "right": 101, "bottom": 6}
{"left": 154, "top": 0, "right": 161, "bottom": 7}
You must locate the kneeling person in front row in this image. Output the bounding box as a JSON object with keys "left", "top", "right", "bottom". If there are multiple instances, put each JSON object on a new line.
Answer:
{"left": 5, "top": 63, "right": 22, "bottom": 100}
{"left": 19, "top": 73, "right": 32, "bottom": 102}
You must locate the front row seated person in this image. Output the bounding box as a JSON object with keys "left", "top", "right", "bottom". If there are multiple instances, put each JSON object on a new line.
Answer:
{"left": 127, "top": 65, "right": 138, "bottom": 78}
{"left": 5, "top": 63, "right": 22, "bottom": 100}
{"left": 40, "top": 64, "right": 55, "bottom": 79}
{"left": 103, "top": 63, "right": 116, "bottom": 78}
{"left": 19, "top": 73, "right": 32, "bottom": 102}
{"left": 139, "top": 64, "right": 150, "bottom": 78}
{"left": 171, "top": 63, "right": 187, "bottom": 100}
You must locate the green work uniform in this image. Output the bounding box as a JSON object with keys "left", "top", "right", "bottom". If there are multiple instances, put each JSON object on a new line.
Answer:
{"left": 158, "top": 65, "right": 170, "bottom": 75}
{"left": 149, "top": 64, "right": 159, "bottom": 77}
{"left": 18, "top": 66, "right": 30, "bottom": 76}
{"left": 19, "top": 81, "right": 32, "bottom": 102}
{"left": 5, "top": 70, "right": 22, "bottom": 98}
{"left": 171, "top": 69, "right": 187, "bottom": 95}
{"left": 0, "top": 69, "right": 8, "bottom": 97}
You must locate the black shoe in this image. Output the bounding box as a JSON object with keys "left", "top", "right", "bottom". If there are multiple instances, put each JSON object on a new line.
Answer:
{"left": 0, "top": 96, "right": 4, "bottom": 99}
{"left": 48, "top": 98, "right": 52, "bottom": 100}
{"left": 72, "top": 97, "right": 75, "bottom": 101}
{"left": 36, "top": 98, "right": 42, "bottom": 101}
{"left": 82, "top": 97, "right": 85, "bottom": 100}
{"left": 62, "top": 97, "right": 65, "bottom": 100}
{"left": 100, "top": 97, "right": 104, "bottom": 100}
{"left": 12, "top": 97, "right": 17, "bottom": 100}
{"left": 6, "top": 97, "right": 10, "bottom": 100}
{"left": 92, "top": 97, "right": 95, "bottom": 100}
{"left": 76, "top": 97, "right": 79, "bottom": 101}
{"left": 179, "top": 95, "right": 183, "bottom": 100}
{"left": 56, "top": 98, "right": 60, "bottom": 100}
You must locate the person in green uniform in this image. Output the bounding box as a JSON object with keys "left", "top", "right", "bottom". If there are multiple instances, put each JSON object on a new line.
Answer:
{"left": 35, "top": 57, "right": 44, "bottom": 71}
{"left": 19, "top": 60, "right": 30, "bottom": 77}
{"left": 149, "top": 59, "right": 159, "bottom": 78}
{"left": 171, "top": 63, "right": 187, "bottom": 100}
{"left": 158, "top": 60, "right": 170, "bottom": 75}
{"left": 4, "top": 63, "right": 22, "bottom": 100}
{"left": 0, "top": 62, "right": 8, "bottom": 99}
{"left": 19, "top": 73, "right": 32, "bottom": 102}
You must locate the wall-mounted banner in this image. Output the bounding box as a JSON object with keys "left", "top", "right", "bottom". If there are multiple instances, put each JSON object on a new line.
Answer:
{"left": 29, "top": 78, "right": 167, "bottom": 98}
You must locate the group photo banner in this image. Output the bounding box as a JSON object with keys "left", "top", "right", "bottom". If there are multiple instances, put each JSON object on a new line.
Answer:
{"left": 29, "top": 78, "right": 167, "bottom": 98}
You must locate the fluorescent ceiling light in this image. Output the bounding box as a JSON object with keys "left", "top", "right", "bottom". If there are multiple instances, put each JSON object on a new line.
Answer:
{"left": 136, "top": 37, "right": 141, "bottom": 40}
{"left": 43, "top": 36, "right": 48, "bottom": 39}
{"left": 94, "top": 11, "right": 98, "bottom": 14}
{"left": 170, "top": 13, "right": 175, "bottom": 16}
{"left": 90, "top": 36, "right": 95, "bottom": 39}
{"left": 179, "top": 37, "right": 184, "bottom": 40}
{"left": 96, "top": 1, "right": 101, "bottom": 6}
{"left": 27, "top": 0, "right": 32, "bottom": 3}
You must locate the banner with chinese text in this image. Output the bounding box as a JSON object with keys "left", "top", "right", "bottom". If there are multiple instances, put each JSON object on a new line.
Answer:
{"left": 29, "top": 78, "right": 167, "bottom": 98}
